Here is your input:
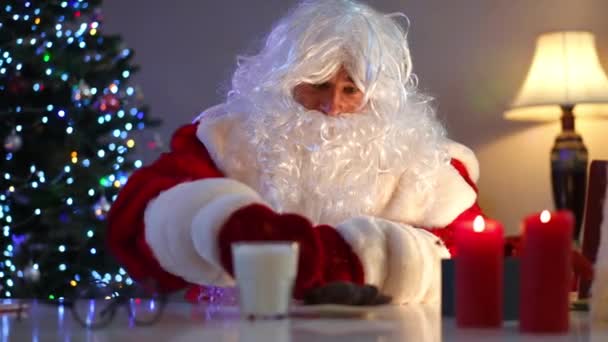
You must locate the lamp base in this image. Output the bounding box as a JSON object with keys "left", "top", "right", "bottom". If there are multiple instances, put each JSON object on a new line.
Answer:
{"left": 551, "top": 130, "right": 588, "bottom": 242}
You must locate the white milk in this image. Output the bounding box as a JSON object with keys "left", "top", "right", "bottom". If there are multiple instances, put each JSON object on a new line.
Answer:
{"left": 232, "top": 242, "right": 299, "bottom": 318}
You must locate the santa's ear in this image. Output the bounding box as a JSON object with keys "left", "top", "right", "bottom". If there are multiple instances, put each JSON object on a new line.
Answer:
{"left": 446, "top": 141, "right": 479, "bottom": 183}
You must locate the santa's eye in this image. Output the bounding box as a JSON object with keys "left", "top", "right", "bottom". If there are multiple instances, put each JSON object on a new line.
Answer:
{"left": 343, "top": 86, "right": 359, "bottom": 95}
{"left": 313, "top": 82, "right": 330, "bottom": 90}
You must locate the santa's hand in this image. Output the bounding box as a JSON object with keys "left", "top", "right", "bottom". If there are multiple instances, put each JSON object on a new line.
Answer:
{"left": 302, "top": 281, "right": 391, "bottom": 306}
{"left": 216, "top": 204, "right": 365, "bottom": 299}
{"left": 217, "top": 204, "right": 325, "bottom": 296}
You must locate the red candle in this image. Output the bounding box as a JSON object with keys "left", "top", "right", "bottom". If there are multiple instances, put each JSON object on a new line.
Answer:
{"left": 520, "top": 210, "right": 573, "bottom": 333}
{"left": 455, "top": 215, "right": 504, "bottom": 327}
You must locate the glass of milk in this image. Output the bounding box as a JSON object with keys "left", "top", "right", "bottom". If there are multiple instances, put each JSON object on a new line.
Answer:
{"left": 232, "top": 242, "right": 299, "bottom": 319}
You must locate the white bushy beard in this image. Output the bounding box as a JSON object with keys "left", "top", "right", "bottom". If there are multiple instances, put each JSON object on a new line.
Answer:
{"left": 221, "top": 94, "right": 447, "bottom": 226}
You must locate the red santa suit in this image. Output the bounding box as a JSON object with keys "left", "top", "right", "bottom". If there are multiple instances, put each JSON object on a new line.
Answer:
{"left": 107, "top": 112, "right": 482, "bottom": 304}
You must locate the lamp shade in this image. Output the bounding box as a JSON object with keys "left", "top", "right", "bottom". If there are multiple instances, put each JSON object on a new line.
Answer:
{"left": 505, "top": 31, "right": 608, "bottom": 121}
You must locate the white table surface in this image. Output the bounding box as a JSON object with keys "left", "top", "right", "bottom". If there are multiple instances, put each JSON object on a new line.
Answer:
{"left": 3, "top": 300, "right": 608, "bottom": 342}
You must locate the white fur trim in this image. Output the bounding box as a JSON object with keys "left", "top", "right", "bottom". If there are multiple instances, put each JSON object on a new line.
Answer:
{"left": 335, "top": 217, "right": 388, "bottom": 288}
{"left": 591, "top": 167, "right": 608, "bottom": 321}
{"left": 144, "top": 194, "right": 173, "bottom": 278}
{"left": 191, "top": 194, "right": 265, "bottom": 286}
{"left": 336, "top": 216, "right": 449, "bottom": 304}
{"left": 195, "top": 105, "right": 234, "bottom": 175}
{"left": 446, "top": 141, "right": 479, "bottom": 183}
{"left": 144, "top": 178, "right": 262, "bottom": 285}
{"left": 381, "top": 161, "right": 477, "bottom": 228}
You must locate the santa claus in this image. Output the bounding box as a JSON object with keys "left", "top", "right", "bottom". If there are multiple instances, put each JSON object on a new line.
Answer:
{"left": 107, "top": 0, "right": 484, "bottom": 304}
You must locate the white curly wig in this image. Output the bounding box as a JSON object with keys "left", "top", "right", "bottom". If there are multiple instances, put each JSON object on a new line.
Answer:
{"left": 208, "top": 0, "right": 450, "bottom": 225}
{"left": 230, "top": 0, "right": 418, "bottom": 111}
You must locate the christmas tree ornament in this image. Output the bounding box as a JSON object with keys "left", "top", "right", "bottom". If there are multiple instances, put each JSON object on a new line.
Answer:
{"left": 72, "top": 80, "right": 92, "bottom": 101}
{"left": 59, "top": 211, "right": 71, "bottom": 224}
{"left": 148, "top": 132, "right": 164, "bottom": 150}
{"left": 36, "top": 46, "right": 46, "bottom": 56}
{"left": 98, "top": 94, "right": 121, "bottom": 112}
{"left": 93, "top": 195, "right": 111, "bottom": 219}
{"left": 4, "top": 131, "right": 23, "bottom": 152}
{"left": 24, "top": 264, "right": 41, "bottom": 283}
{"left": 7, "top": 75, "right": 29, "bottom": 95}
{"left": 135, "top": 86, "right": 145, "bottom": 101}
{"left": 99, "top": 176, "right": 112, "bottom": 187}
{"left": 92, "top": 8, "right": 104, "bottom": 23}
{"left": 80, "top": 81, "right": 92, "bottom": 96}
{"left": 11, "top": 235, "right": 27, "bottom": 253}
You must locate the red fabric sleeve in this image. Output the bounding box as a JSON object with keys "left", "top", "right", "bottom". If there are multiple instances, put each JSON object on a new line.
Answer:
{"left": 425, "top": 158, "right": 484, "bottom": 256}
{"left": 106, "top": 123, "right": 224, "bottom": 292}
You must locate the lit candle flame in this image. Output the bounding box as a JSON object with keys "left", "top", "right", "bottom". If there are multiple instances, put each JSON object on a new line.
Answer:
{"left": 540, "top": 210, "right": 551, "bottom": 223}
{"left": 473, "top": 215, "right": 485, "bottom": 232}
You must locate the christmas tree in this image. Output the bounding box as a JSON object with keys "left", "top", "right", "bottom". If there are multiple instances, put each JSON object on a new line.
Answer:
{"left": 0, "top": 0, "right": 159, "bottom": 299}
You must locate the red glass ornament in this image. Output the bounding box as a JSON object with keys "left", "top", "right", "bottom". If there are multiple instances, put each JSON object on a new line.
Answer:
{"left": 99, "top": 94, "right": 121, "bottom": 112}
{"left": 7, "top": 76, "right": 29, "bottom": 95}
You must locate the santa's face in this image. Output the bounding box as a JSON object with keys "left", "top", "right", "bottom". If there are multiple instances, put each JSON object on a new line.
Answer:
{"left": 292, "top": 66, "right": 365, "bottom": 116}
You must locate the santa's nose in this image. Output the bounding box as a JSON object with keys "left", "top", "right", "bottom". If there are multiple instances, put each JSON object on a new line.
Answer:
{"left": 320, "top": 93, "right": 344, "bottom": 116}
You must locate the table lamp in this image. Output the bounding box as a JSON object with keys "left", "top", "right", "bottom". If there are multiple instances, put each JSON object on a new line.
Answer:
{"left": 504, "top": 31, "right": 608, "bottom": 241}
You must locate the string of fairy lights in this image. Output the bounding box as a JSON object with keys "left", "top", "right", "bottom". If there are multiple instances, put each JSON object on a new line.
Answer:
{"left": 0, "top": 0, "right": 156, "bottom": 299}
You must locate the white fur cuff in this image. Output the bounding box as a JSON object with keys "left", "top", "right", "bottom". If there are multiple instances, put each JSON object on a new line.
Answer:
{"left": 381, "top": 161, "right": 477, "bottom": 228}
{"left": 335, "top": 217, "right": 388, "bottom": 289}
{"left": 336, "top": 216, "right": 449, "bottom": 304}
{"left": 446, "top": 141, "right": 479, "bottom": 183}
{"left": 144, "top": 178, "right": 262, "bottom": 285}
